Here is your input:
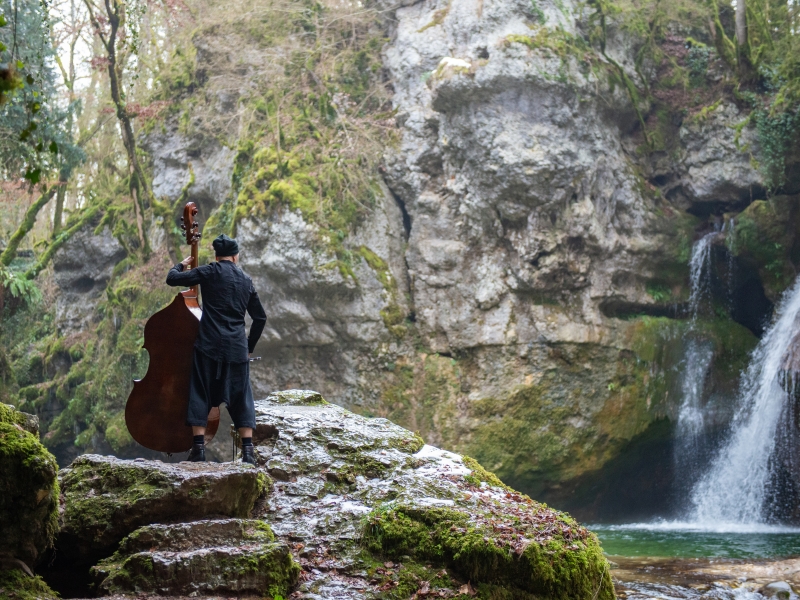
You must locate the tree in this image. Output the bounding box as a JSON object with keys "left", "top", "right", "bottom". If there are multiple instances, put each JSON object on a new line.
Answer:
{"left": 735, "top": 0, "right": 757, "bottom": 83}
{"left": 0, "top": 0, "right": 83, "bottom": 270}
{"left": 84, "top": 0, "right": 153, "bottom": 255}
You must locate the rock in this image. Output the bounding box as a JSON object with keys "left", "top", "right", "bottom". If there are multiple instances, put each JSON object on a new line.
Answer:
{"left": 91, "top": 519, "right": 299, "bottom": 596}
{"left": 0, "top": 568, "right": 59, "bottom": 600}
{"left": 0, "top": 404, "right": 59, "bottom": 568}
{"left": 762, "top": 581, "right": 794, "bottom": 599}
{"left": 57, "top": 454, "right": 269, "bottom": 564}
{"left": 143, "top": 126, "right": 236, "bottom": 221}
{"left": 251, "top": 391, "right": 614, "bottom": 599}
{"left": 52, "top": 226, "right": 126, "bottom": 334}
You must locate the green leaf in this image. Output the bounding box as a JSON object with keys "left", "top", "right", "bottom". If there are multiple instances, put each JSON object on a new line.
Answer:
{"left": 0, "top": 14, "right": 7, "bottom": 26}
{"left": 25, "top": 74, "right": 34, "bottom": 85}
{"left": 24, "top": 168, "right": 41, "bottom": 184}
{"left": 49, "top": 141, "right": 58, "bottom": 153}
{"left": 15, "top": 60, "right": 23, "bottom": 70}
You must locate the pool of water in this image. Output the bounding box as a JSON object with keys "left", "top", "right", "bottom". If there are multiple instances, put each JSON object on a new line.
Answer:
{"left": 590, "top": 523, "right": 800, "bottom": 598}
{"left": 592, "top": 522, "right": 800, "bottom": 559}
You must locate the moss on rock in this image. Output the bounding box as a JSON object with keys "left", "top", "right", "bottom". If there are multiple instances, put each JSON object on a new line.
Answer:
{"left": 0, "top": 568, "right": 59, "bottom": 600}
{"left": 58, "top": 455, "right": 268, "bottom": 564}
{"left": 361, "top": 502, "right": 613, "bottom": 600}
{"left": 730, "top": 195, "right": 800, "bottom": 298}
{"left": 0, "top": 405, "right": 59, "bottom": 567}
{"left": 92, "top": 519, "right": 299, "bottom": 596}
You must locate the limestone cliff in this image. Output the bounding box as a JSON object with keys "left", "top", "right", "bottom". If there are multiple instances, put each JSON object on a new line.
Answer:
{"left": 8, "top": 0, "right": 800, "bottom": 520}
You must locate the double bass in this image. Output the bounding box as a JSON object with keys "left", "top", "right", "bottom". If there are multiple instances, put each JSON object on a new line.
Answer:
{"left": 125, "top": 202, "right": 220, "bottom": 454}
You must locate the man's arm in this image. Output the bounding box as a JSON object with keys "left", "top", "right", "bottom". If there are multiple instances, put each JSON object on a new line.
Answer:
{"left": 166, "top": 260, "right": 211, "bottom": 287}
{"left": 246, "top": 285, "right": 267, "bottom": 354}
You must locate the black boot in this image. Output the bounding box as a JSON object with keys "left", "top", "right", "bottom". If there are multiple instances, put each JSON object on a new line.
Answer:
{"left": 241, "top": 445, "right": 256, "bottom": 465}
{"left": 187, "top": 443, "right": 205, "bottom": 462}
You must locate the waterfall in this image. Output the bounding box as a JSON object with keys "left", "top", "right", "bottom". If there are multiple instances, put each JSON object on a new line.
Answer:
{"left": 673, "top": 233, "right": 717, "bottom": 476}
{"left": 687, "top": 232, "right": 715, "bottom": 318}
{"left": 689, "top": 275, "right": 800, "bottom": 526}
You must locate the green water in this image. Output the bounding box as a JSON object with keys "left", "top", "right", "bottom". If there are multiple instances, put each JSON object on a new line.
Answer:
{"left": 592, "top": 524, "right": 800, "bottom": 559}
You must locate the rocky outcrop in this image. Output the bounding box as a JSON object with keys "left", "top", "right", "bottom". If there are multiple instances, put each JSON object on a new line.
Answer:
{"left": 49, "top": 390, "right": 613, "bottom": 599}
{"left": 92, "top": 519, "right": 299, "bottom": 596}
{"left": 57, "top": 454, "right": 269, "bottom": 564}
{"left": 0, "top": 404, "right": 59, "bottom": 568}
{"left": 0, "top": 404, "right": 60, "bottom": 599}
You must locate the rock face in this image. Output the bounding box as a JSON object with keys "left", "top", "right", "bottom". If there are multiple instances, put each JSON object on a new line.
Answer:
{"left": 51, "top": 391, "right": 613, "bottom": 599}
{"left": 57, "top": 454, "right": 268, "bottom": 564}
{"left": 0, "top": 404, "right": 59, "bottom": 568}
{"left": 52, "top": 226, "right": 126, "bottom": 334}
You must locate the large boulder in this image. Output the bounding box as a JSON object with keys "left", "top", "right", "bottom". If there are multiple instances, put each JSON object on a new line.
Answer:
{"left": 253, "top": 390, "right": 614, "bottom": 600}
{"left": 91, "top": 519, "right": 299, "bottom": 596}
{"left": 57, "top": 455, "right": 269, "bottom": 564}
{"left": 0, "top": 404, "right": 59, "bottom": 568}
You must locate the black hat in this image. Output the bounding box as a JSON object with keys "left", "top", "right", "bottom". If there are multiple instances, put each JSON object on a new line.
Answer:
{"left": 212, "top": 234, "right": 239, "bottom": 257}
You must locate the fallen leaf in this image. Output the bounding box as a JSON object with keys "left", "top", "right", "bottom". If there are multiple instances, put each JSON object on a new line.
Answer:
{"left": 459, "top": 582, "right": 477, "bottom": 596}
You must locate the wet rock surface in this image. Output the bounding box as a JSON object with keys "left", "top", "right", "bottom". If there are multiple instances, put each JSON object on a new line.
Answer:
{"left": 91, "top": 519, "right": 299, "bottom": 596}
{"left": 56, "top": 454, "right": 268, "bottom": 564}
{"left": 250, "top": 390, "right": 613, "bottom": 599}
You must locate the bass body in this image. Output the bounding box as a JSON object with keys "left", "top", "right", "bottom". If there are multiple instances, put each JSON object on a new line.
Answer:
{"left": 125, "top": 202, "right": 219, "bottom": 454}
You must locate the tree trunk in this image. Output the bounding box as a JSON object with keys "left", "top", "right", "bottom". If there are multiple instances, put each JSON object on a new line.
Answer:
{"left": 26, "top": 201, "right": 106, "bottom": 280}
{"left": 86, "top": 0, "right": 151, "bottom": 256}
{"left": 52, "top": 169, "right": 68, "bottom": 237}
{"left": 0, "top": 187, "right": 56, "bottom": 267}
{"left": 735, "top": 0, "right": 757, "bottom": 83}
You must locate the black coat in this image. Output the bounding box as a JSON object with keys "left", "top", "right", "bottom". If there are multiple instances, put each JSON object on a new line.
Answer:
{"left": 166, "top": 260, "right": 267, "bottom": 363}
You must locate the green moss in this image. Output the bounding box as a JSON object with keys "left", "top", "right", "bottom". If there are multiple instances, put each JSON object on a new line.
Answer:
{"left": 730, "top": 196, "right": 800, "bottom": 297}
{"left": 355, "top": 245, "right": 407, "bottom": 337}
{"left": 418, "top": 4, "right": 450, "bottom": 33}
{"left": 0, "top": 402, "right": 28, "bottom": 427}
{"left": 61, "top": 460, "right": 172, "bottom": 536}
{"left": 361, "top": 504, "right": 613, "bottom": 600}
{"left": 0, "top": 569, "right": 59, "bottom": 599}
{"left": 462, "top": 456, "right": 511, "bottom": 491}
{"left": 0, "top": 412, "right": 59, "bottom": 565}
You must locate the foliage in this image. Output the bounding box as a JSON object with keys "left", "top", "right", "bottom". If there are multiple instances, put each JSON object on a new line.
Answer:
{"left": 0, "top": 265, "right": 41, "bottom": 305}
{"left": 165, "top": 0, "right": 395, "bottom": 263}
{"left": 0, "top": 0, "right": 83, "bottom": 183}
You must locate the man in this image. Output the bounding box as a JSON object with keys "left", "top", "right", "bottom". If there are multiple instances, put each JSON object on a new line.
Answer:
{"left": 166, "top": 234, "right": 266, "bottom": 465}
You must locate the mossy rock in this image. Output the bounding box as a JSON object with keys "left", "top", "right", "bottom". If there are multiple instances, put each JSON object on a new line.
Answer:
{"left": 92, "top": 519, "right": 299, "bottom": 596}
{"left": 0, "top": 568, "right": 59, "bottom": 600}
{"left": 362, "top": 503, "right": 613, "bottom": 600}
{"left": 57, "top": 455, "right": 270, "bottom": 565}
{"left": 0, "top": 404, "right": 59, "bottom": 567}
{"left": 731, "top": 195, "right": 800, "bottom": 297}
{"left": 265, "top": 389, "right": 328, "bottom": 406}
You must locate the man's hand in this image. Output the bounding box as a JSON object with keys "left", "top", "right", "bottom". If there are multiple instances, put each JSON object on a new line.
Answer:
{"left": 180, "top": 256, "right": 193, "bottom": 269}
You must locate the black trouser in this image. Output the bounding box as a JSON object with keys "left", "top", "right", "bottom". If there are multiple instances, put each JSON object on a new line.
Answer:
{"left": 186, "top": 349, "right": 256, "bottom": 429}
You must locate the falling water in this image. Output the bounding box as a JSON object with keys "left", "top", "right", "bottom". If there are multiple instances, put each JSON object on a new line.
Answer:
{"left": 690, "top": 275, "right": 800, "bottom": 526}
{"left": 687, "top": 232, "right": 716, "bottom": 318}
{"left": 673, "top": 233, "right": 717, "bottom": 475}
{"left": 674, "top": 340, "right": 715, "bottom": 475}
